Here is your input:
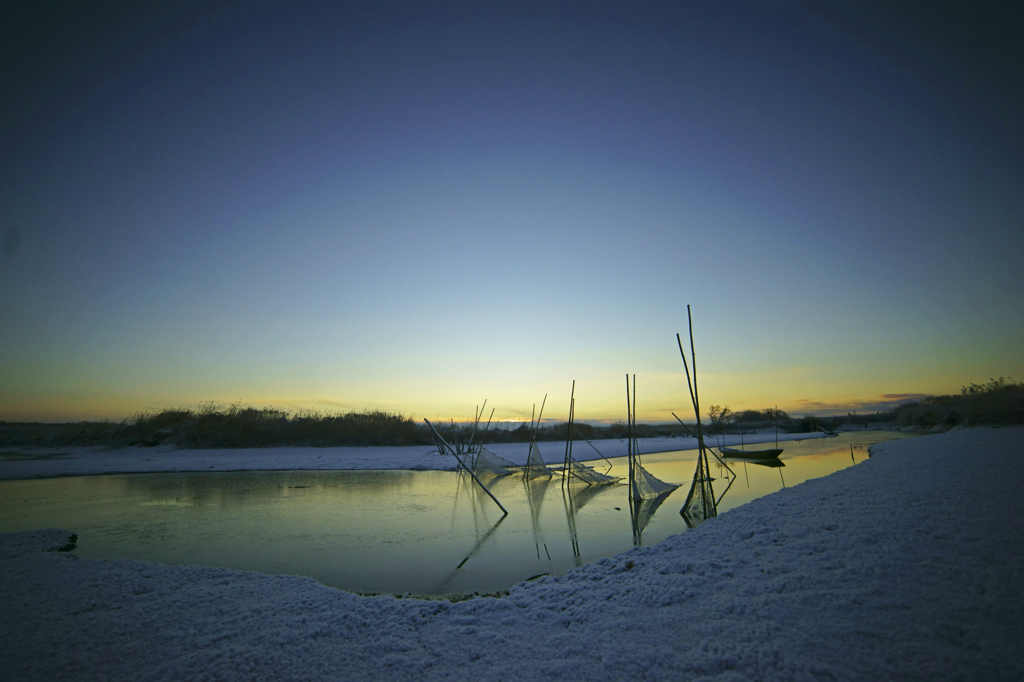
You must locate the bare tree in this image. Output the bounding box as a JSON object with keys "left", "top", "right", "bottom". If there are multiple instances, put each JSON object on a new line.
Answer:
{"left": 707, "top": 404, "right": 733, "bottom": 434}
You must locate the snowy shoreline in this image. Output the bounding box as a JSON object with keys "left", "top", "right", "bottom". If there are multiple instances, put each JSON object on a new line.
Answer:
{"left": 2, "top": 426, "right": 1021, "bottom": 680}
{"left": 0, "top": 430, "right": 831, "bottom": 480}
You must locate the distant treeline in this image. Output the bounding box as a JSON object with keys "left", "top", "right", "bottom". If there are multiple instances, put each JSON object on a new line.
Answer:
{"left": 2, "top": 379, "right": 1019, "bottom": 449}
{"left": 0, "top": 403, "right": 682, "bottom": 449}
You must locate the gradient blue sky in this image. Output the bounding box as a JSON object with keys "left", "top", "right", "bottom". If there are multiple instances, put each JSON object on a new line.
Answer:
{"left": 2, "top": 1, "right": 1022, "bottom": 423}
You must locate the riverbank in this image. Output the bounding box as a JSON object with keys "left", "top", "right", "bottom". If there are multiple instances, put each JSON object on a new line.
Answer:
{"left": 0, "top": 431, "right": 826, "bottom": 480}
{"left": 2, "top": 426, "right": 1020, "bottom": 680}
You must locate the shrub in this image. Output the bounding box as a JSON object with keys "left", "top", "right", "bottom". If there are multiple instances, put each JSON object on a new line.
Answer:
{"left": 893, "top": 378, "right": 1024, "bottom": 429}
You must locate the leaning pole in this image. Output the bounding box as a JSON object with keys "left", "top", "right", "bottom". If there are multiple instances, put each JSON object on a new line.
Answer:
{"left": 424, "top": 418, "right": 508, "bottom": 516}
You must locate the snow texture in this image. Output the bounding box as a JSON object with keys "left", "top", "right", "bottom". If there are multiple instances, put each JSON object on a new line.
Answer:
{"left": 2, "top": 427, "right": 1021, "bottom": 680}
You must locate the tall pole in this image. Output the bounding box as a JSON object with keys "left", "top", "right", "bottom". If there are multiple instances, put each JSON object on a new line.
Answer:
{"left": 626, "top": 374, "right": 634, "bottom": 471}
{"left": 562, "top": 382, "right": 575, "bottom": 485}
{"left": 625, "top": 374, "right": 634, "bottom": 501}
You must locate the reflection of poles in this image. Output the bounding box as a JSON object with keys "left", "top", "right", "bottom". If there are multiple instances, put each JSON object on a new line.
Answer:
{"left": 778, "top": 468, "right": 786, "bottom": 488}
{"left": 561, "top": 484, "right": 582, "bottom": 565}
{"left": 431, "top": 514, "right": 507, "bottom": 594}
{"left": 425, "top": 419, "right": 508, "bottom": 516}
{"left": 630, "top": 499, "right": 643, "bottom": 547}
{"left": 851, "top": 445, "right": 856, "bottom": 465}
{"left": 714, "top": 471, "right": 735, "bottom": 507}
{"left": 455, "top": 515, "right": 506, "bottom": 568}
{"left": 744, "top": 462, "right": 749, "bottom": 488}
{"left": 450, "top": 469, "right": 472, "bottom": 527}
{"left": 626, "top": 375, "right": 634, "bottom": 500}
{"left": 524, "top": 478, "right": 551, "bottom": 561}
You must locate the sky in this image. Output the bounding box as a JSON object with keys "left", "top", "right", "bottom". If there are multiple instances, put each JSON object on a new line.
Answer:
{"left": 1, "top": 0, "right": 1022, "bottom": 424}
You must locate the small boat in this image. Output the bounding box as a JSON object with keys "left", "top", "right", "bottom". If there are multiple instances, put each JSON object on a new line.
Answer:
{"left": 719, "top": 446, "right": 783, "bottom": 460}
{"left": 717, "top": 402, "right": 784, "bottom": 461}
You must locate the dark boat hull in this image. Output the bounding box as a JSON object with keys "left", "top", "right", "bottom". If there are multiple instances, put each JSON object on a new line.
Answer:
{"left": 720, "top": 447, "right": 783, "bottom": 460}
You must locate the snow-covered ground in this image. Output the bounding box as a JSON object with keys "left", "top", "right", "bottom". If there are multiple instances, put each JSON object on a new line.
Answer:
{"left": 0, "top": 431, "right": 824, "bottom": 480}
{"left": 3, "top": 426, "right": 1021, "bottom": 681}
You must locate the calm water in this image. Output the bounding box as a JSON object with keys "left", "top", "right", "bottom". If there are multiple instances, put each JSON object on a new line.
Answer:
{"left": 0, "top": 432, "right": 914, "bottom": 595}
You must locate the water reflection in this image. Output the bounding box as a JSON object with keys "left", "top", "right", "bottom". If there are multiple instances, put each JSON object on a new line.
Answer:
{"left": 0, "top": 432, "right": 914, "bottom": 595}
{"left": 562, "top": 475, "right": 617, "bottom": 565}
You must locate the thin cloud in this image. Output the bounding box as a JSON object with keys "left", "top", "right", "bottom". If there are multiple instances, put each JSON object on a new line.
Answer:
{"left": 793, "top": 394, "right": 930, "bottom": 416}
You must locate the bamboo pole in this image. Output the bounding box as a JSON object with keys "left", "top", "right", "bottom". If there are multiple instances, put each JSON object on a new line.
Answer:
{"left": 574, "top": 429, "right": 615, "bottom": 470}
{"left": 625, "top": 374, "right": 634, "bottom": 500}
{"left": 562, "top": 383, "right": 575, "bottom": 485}
{"left": 626, "top": 374, "right": 634, "bottom": 471}
{"left": 671, "top": 412, "right": 735, "bottom": 477}
{"left": 482, "top": 407, "right": 495, "bottom": 443}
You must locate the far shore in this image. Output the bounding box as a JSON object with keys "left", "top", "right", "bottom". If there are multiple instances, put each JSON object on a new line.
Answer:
{"left": 0, "top": 430, "right": 853, "bottom": 481}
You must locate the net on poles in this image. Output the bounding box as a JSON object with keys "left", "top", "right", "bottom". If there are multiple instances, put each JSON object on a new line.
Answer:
{"left": 524, "top": 442, "right": 553, "bottom": 478}
{"left": 565, "top": 472, "right": 617, "bottom": 511}
{"left": 568, "top": 458, "right": 620, "bottom": 486}
{"left": 680, "top": 448, "right": 717, "bottom": 528}
{"left": 474, "top": 447, "right": 517, "bottom": 477}
{"left": 631, "top": 462, "right": 679, "bottom": 500}
{"left": 630, "top": 488, "right": 675, "bottom": 544}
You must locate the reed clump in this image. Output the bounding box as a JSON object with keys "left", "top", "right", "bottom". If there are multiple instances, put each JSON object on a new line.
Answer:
{"left": 893, "top": 378, "right": 1024, "bottom": 430}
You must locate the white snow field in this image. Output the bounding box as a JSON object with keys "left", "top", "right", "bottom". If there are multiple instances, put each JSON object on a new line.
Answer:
{"left": 2, "top": 427, "right": 1021, "bottom": 681}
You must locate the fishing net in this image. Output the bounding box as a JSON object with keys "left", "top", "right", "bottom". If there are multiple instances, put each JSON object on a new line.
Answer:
{"left": 680, "top": 453, "right": 717, "bottom": 528}
{"left": 564, "top": 473, "right": 617, "bottom": 511}
{"left": 630, "top": 488, "right": 675, "bottom": 543}
{"left": 631, "top": 463, "right": 679, "bottom": 500}
{"left": 474, "top": 447, "right": 517, "bottom": 477}
{"left": 568, "top": 458, "right": 620, "bottom": 486}
{"left": 524, "top": 442, "right": 553, "bottom": 478}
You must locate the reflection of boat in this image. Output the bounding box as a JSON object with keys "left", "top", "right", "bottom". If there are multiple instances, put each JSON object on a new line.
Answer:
{"left": 719, "top": 399, "right": 786, "bottom": 461}
{"left": 720, "top": 446, "right": 783, "bottom": 460}
{"left": 740, "top": 456, "right": 785, "bottom": 469}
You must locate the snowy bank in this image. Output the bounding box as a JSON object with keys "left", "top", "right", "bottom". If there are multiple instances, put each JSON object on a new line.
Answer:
{"left": 3, "top": 427, "right": 1021, "bottom": 681}
{"left": 0, "top": 431, "right": 825, "bottom": 480}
